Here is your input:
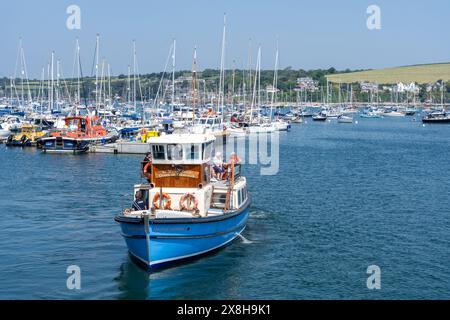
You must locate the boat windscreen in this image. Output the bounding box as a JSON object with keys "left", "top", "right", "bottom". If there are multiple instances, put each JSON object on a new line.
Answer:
{"left": 167, "top": 144, "right": 183, "bottom": 161}
{"left": 152, "top": 145, "right": 166, "bottom": 160}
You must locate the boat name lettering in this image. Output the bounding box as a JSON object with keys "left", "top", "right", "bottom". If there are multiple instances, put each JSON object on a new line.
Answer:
{"left": 156, "top": 170, "right": 199, "bottom": 179}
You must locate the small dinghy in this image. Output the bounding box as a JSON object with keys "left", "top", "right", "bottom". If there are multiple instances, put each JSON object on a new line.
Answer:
{"left": 337, "top": 115, "right": 353, "bottom": 123}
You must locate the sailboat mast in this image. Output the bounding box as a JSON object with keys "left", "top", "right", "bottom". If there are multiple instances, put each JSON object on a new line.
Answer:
{"left": 108, "top": 63, "right": 111, "bottom": 106}
{"left": 76, "top": 38, "right": 81, "bottom": 106}
{"left": 127, "top": 65, "right": 131, "bottom": 105}
{"left": 95, "top": 33, "right": 100, "bottom": 114}
{"left": 133, "top": 40, "right": 137, "bottom": 112}
{"left": 19, "top": 38, "right": 24, "bottom": 108}
{"left": 257, "top": 46, "right": 261, "bottom": 122}
{"left": 218, "top": 14, "right": 226, "bottom": 119}
{"left": 172, "top": 39, "right": 176, "bottom": 113}
{"left": 271, "top": 42, "right": 279, "bottom": 122}
{"left": 192, "top": 46, "right": 198, "bottom": 121}
{"left": 231, "top": 60, "right": 236, "bottom": 111}
{"left": 56, "top": 59, "right": 60, "bottom": 109}
{"left": 50, "top": 51, "right": 54, "bottom": 112}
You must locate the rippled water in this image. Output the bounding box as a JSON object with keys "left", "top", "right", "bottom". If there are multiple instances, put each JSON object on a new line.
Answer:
{"left": 0, "top": 117, "right": 449, "bottom": 299}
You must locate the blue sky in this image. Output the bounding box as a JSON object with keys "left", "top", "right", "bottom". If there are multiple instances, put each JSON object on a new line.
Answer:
{"left": 1, "top": 0, "right": 450, "bottom": 78}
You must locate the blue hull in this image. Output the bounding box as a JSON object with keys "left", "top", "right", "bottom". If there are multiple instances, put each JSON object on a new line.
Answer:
{"left": 42, "top": 137, "right": 90, "bottom": 153}
{"left": 115, "top": 202, "right": 250, "bottom": 270}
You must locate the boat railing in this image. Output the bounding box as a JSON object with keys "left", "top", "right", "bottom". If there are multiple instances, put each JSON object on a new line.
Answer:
{"left": 230, "top": 163, "right": 242, "bottom": 181}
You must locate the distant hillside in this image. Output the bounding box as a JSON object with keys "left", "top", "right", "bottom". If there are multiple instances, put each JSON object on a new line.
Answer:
{"left": 326, "top": 63, "right": 450, "bottom": 84}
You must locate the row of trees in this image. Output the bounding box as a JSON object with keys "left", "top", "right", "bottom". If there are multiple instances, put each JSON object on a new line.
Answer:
{"left": 1, "top": 68, "right": 449, "bottom": 104}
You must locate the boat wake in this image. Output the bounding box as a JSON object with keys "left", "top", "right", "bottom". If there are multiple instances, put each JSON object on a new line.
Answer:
{"left": 236, "top": 233, "right": 253, "bottom": 244}
{"left": 249, "top": 208, "right": 272, "bottom": 219}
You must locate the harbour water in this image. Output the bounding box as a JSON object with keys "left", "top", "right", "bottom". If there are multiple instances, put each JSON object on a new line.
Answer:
{"left": 0, "top": 117, "right": 449, "bottom": 299}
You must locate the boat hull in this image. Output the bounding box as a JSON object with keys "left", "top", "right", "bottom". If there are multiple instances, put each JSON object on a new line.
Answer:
{"left": 41, "top": 137, "right": 90, "bottom": 153}
{"left": 422, "top": 118, "right": 450, "bottom": 123}
{"left": 115, "top": 203, "right": 250, "bottom": 270}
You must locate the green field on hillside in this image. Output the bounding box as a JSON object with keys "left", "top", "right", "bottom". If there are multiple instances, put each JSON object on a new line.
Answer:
{"left": 326, "top": 63, "right": 450, "bottom": 84}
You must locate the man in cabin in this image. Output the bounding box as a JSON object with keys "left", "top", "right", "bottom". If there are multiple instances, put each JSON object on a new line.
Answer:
{"left": 132, "top": 191, "right": 147, "bottom": 211}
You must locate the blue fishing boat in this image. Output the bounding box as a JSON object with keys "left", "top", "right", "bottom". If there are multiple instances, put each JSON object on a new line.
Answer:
{"left": 115, "top": 134, "right": 250, "bottom": 270}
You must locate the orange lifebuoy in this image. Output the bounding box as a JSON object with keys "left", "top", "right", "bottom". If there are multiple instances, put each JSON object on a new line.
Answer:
{"left": 179, "top": 193, "right": 199, "bottom": 212}
{"left": 153, "top": 193, "right": 172, "bottom": 210}
{"left": 143, "top": 162, "right": 152, "bottom": 180}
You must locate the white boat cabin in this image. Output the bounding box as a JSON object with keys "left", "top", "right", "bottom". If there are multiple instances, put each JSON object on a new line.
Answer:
{"left": 125, "top": 134, "right": 248, "bottom": 219}
{"left": 192, "top": 116, "right": 226, "bottom": 134}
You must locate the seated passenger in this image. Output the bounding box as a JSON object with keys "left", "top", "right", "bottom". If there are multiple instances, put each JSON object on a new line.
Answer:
{"left": 230, "top": 152, "right": 241, "bottom": 164}
{"left": 212, "top": 152, "right": 225, "bottom": 180}
{"left": 132, "top": 191, "right": 147, "bottom": 211}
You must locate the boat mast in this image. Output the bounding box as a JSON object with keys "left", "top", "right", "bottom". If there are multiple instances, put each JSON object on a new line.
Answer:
{"left": 108, "top": 63, "right": 112, "bottom": 107}
{"left": 76, "top": 38, "right": 81, "bottom": 108}
{"left": 100, "top": 57, "right": 106, "bottom": 109}
{"left": 231, "top": 59, "right": 236, "bottom": 112}
{"left": 218, "top": 14, "right": 226, "bottom": 119}
{"left": 56, "top": 59, "right": 60, "bottom": 110}
{"left": 127, "top": 65, "right": 131, "bottom": 105}
{"left": 133, "top": 40, "right": 137, "bottom": 113}
{"left": 192, "top": 46, "right": 198, "bottom": 121}
{"left": 257, "top": 46, "right": 261, "bottom": 123}
{"left": 50, "top": 51, "right": 54, "bottom": 113}
{"left": 250, "top": 46, "right": 261, "bottom": 124}
{"left": 95, "top": 33, "right": 100, "bottom": 115}
{"left": 271, "top": 41, "right": 279, "bottom": 122}
{"left": 18, "top": 38, "right": 25, "bottom": 108}
{"left": 171, "top": 38, "right": 176, "bottom": 113}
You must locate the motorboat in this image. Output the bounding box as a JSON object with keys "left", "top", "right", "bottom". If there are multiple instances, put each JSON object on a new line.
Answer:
{"left": 115, "top": 133, "right": 250, "bottom": 270}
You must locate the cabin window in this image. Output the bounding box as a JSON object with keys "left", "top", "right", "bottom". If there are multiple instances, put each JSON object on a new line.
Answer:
{"left": 80, "top": 119, "right": 86, "bottom": 132}
{"left": 238, "top": 189, "right": 242, "bottom": 206}
{"left": 186, "top": 144, "right": 200, "bottom": 160}
{"left": 203, "top": 165, "right": 210, "bottom": 183}
{"left": 152, "top": 145, "right": 166, "bottom": 160}
{"left": 167, "top": 144, "right": 183, "bottom": 161}
{"left": 203, "top": 141, "right": 213, "bottom": 160}
{"left": 207, "top": 119, "right": 214, "bottom": 125}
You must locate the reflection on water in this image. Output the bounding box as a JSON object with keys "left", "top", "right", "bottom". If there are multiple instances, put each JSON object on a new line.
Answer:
{"left": 114, "top": 257, "right": 151, "bottom": 300}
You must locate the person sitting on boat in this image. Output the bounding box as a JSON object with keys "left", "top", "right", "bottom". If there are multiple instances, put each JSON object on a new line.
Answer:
{"left": 132, "top": 191, "right": 147, "bottom": 211}
{"left": 212, "top": 152, "right": 225, "bottom": 180}
{"left": 230, "top": 152, "right": 241, "bottom": 165}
